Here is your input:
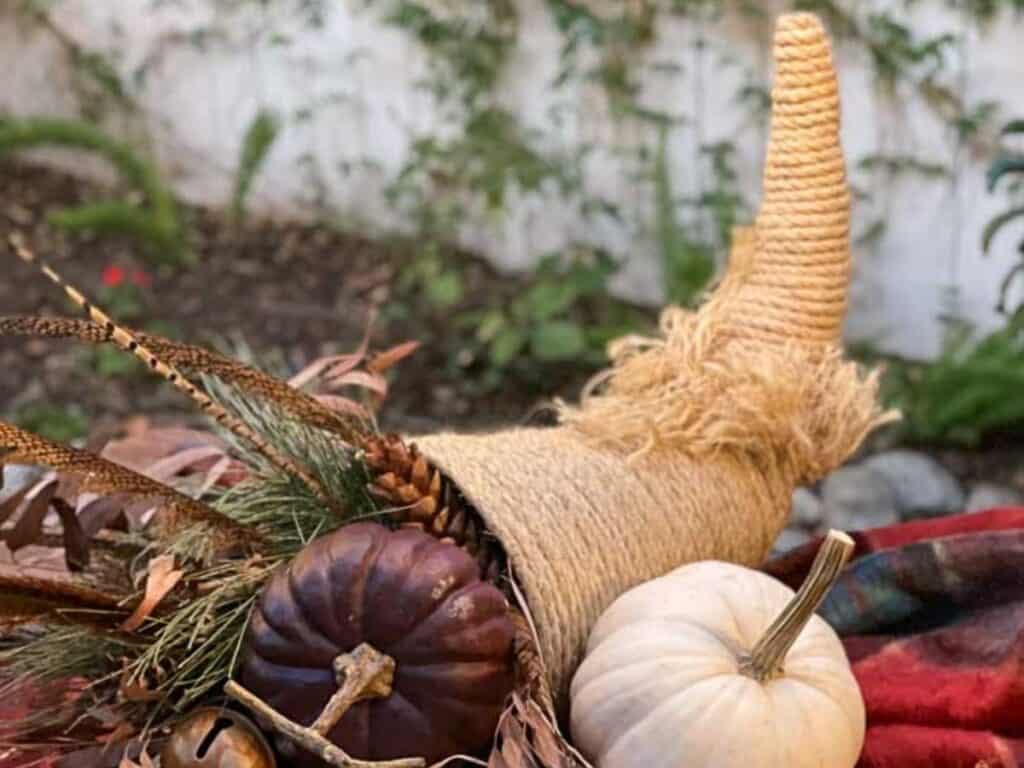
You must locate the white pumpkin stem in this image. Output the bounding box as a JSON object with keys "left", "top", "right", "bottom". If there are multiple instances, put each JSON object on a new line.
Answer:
{"left": 742, "top": 530, "right": 854, "bottom": 682}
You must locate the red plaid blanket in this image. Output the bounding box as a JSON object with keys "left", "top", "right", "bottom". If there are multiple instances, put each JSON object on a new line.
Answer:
{"left": 766, "top": 507, "right": 1024, "bottom": 768}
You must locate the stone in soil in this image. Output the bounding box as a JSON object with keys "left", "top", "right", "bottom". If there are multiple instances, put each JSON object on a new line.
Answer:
{"left": 861, "top": 450, "right": 964, "bottom": 520}
{"left": 0, "top": 464, "right": 45, "bottom": 504}
{"left": 964, "top": 483, "right": 1024, "bottom": 513}
{"left": 772, "top": 527, "right": 812, "bottom": 555}
{"left": 790, "top": 487, "right": 823, "bottom": 529}
{"left": 821, "top": 464, "right": 900, "bottom": 531}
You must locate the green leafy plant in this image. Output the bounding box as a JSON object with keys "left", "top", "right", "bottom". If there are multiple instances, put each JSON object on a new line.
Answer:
{"left": 390, "top": 107, "right": 582, "bottom": 238}
{"left": 379, "top": 0, "right": 518, "bottom": 107}
{"left": 983, "top": 119, "right": 1024, "bottom": 314}
{"left": 396, "top": 246, "right": 466, "bottom": 310}
{"left": 87, "top": 345, "right": 143, "bottom": 379}
{"left": 0, "top": 117, "right": 189, "bottom": 265}
{"left": 545, "top": 0, "right": 657, "bottom": 120}
{"left": 465, "top": 249, "right": 641, "bottom": 377}
{"left": 11, "top": 403, "right": 89, "bottom": 444}
{"left": 232, "top": 109, "right": 281, "bottom": 223}
{"left": 882, "top": 320, "right": 1024, "bottom": 446}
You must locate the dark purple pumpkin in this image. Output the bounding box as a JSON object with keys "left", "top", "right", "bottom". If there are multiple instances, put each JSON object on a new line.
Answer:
{"left": 237, "top": 522, "right": 515, "bottom": 765}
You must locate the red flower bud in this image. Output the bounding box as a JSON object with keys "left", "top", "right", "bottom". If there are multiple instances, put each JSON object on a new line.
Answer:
{"left": 101, "top": 265, "right": 125, "bottom": 287}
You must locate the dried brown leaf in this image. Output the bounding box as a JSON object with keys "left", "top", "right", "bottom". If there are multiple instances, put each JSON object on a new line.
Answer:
{"left": 4, "top": 478, "right": 58, "bottom": 552}
{"left": 101, "top": 426, "right": 226, "bottom": 475}
{"left": 77, "top": 494, "right": 129, "bottom": 538}
{"left": 121, "top": 415, "right": 152, "bottom": 437}
{"left": 489, "top": 694, "right": 581, "bottom": 768}
{"left": 195, "top": 455, "right": 232, "bottom": 497}
{"left": 368, "top": 340, "right": 420, "bottom": 374}
{"left": 143, "top": 445, "right": 225, "bottom": 483}
{"left": 491, "top": 712, "right": 537, "bottom": 768}
{"left": 326, "top": 369, "right": 388, "bottom": 397}
{"left": 120, "top": 555, "right": 183, "bottom": 632}
{"left": 289, "top": 353, "right": 360, "bottom": 389}
{"left": 0, "top": 543, "right": 69, "bottom": 576}
{"left": 520, "top": 698, "right": 570, "bottom": 768}
{"left": 313, "top": 394, "right": 372, "bottom": 419}
{"left": 289, "top": 308, "right": 378, "bottom": 390}
{"left": 96, "top": 721, "right": 135, "bottom": 745}
{"left": 0, "top": 484, "right": 32, "bottom": 526}
{"left": 1, "top": 420, "right": 259, "bottom": 549}
{"left": 123, "top": 500, "right": 157, "bottom": 531}
{"left": 117, "top": 752, "right": 156, "bottom": 768}
{"left": 118, "top": 666, "right": 162, "bottom": 704}
{"left": 53, "top": 497, "right": 90, "bottom": 572}
{"left": 487, "top": 590, "right": 593, "bottom": 768}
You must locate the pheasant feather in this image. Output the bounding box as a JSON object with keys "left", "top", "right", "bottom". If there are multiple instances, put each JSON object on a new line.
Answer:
{"left": 0, "top": 315, "right": 365, "bottom": 440}
{"left": 5, "top": 233, "right": 335, "bottom": 508}
{"left": 0, "top": 419, "right": 256, "bottom": 548}
{"left": 0, "top": 569, "right": 126, "bottom": 628}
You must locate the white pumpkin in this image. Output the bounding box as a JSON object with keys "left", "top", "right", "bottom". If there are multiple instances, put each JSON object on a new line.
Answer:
{"left": 570, "top": 531, "right": 864, "bottom": 768}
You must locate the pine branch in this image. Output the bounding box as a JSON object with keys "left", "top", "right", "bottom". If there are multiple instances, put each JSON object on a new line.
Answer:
{"left": 204, "top": 380, "right": 382, "bottom": 558}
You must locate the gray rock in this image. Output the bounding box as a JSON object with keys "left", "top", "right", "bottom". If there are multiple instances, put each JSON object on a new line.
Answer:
{"left": 964, "top": 483, "right": 1024, "bottom": 513}
{"left": 0, "top": 464, "right": 45, "bottom": 504}
{"left": 791, "top": 487, "right": 824, "bottom": 529}
{"left": 821, "top": 464, "right": 900, "bottom": 531}
{"left": 862, "top": 450, "right": 964, "bottom": 519}
{"left": 772, "top": 527, "right": 812, "bottom": 555}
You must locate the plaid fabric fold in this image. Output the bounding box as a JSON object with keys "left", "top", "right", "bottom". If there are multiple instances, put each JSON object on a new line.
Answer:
{"left": 859, "top": 725, "right": 1024, "bottom": 768}
{"left": 765, "top": 506, "right": 1024, "bottom": 768}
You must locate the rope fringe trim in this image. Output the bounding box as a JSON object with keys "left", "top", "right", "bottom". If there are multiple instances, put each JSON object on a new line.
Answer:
{"left": 560, "top": 305, "right": 899, "bottom": 485}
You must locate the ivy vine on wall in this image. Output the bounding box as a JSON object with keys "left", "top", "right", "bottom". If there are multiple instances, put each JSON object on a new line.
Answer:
{"left": 368, "top": 0, "right": 1022, "bottom": 309}
{"left": 10, "top": 0, "right": 1024, "bottom": 311}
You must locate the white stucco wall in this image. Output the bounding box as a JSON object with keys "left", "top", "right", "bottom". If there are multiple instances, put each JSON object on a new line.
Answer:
{"left": 3, "top": 1, "right": 1024, "bottom": 360}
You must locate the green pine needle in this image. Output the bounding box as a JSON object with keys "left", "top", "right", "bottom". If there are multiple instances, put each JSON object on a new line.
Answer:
{"left": 200, "top": 376, "right": 385, "bottom": 555}
{"left": 123, "top": 558, "right": 274, "bottom": 718}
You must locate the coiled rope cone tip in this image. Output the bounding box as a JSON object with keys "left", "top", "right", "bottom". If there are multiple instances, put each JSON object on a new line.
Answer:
{"left": 416, "top": 11, "right": 897, "bottom": 702}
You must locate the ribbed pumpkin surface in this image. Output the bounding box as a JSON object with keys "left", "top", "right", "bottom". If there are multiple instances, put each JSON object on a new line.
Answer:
{"left": 238, "top": 522, "right": 515, "bottom": 764}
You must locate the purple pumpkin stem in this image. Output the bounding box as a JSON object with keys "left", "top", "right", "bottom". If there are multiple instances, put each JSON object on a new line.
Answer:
{"left": 225, "top": 643, "right": 425, "bottom": 768}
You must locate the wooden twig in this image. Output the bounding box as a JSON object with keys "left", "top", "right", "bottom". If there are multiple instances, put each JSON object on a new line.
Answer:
{"left": 225, "top": 643, "right": 424, "bottom": 768}
{"left": 309, "top": 645, "right": 396, "bottom": 736}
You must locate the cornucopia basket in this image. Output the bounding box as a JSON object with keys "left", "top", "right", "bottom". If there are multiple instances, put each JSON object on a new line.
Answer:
{"left": 416, "top": 10, "right": 889, "bottom": 701}
{"left": 0, "top": 11, "right": 893, "bottom": 768}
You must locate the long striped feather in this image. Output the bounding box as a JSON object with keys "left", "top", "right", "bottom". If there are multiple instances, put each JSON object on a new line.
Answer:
{"left": 6, "top": 233, "right": 335, "bottom": 509}
{"left": 0, "top": 315, "right": 365, "bottom": 440}
{"left": 0, "top": 569, "right": 126, "bottom": 628}
{"left": 0, "top": 420, "right": 257, "bottom": 549}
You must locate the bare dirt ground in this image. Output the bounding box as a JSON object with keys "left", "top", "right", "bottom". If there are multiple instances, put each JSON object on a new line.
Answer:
{"left": 0, "top": 159, "right": 606, "bottom": 441}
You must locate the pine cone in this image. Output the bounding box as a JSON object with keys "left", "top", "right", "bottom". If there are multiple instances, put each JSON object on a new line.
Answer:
{"left": 363, "top": 434, "right": 505, "bottom": 582}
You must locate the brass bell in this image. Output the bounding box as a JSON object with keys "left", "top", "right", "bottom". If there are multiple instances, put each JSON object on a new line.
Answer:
{"left": 161, "top": 708, "right": 276, "bottom": 768}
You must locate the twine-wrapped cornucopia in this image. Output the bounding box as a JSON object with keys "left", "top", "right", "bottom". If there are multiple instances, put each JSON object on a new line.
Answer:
{"left": 416, "top": 12, "right": 895, "bottom": 701}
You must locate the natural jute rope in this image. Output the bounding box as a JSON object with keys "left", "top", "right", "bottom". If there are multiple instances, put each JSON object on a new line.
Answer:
{"left": 417, "top": 13, "right": 897, "bottom": 702}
